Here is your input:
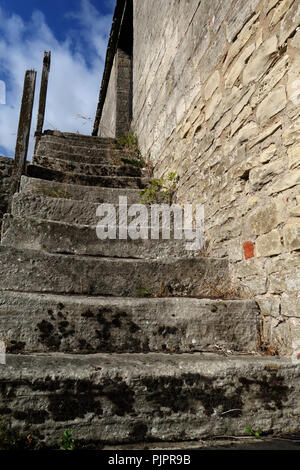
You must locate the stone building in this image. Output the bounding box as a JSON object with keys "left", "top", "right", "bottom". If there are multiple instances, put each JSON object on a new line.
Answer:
{"left": 95, "top": 0, "right": 300, "bottom": 356}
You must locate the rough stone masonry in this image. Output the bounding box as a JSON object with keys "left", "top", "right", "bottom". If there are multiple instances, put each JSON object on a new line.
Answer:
{"left": 98, "top": 0, "right": 300, "bottom": 356}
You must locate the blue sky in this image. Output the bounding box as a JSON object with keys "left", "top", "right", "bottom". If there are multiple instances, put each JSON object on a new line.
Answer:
{"left": 0, "top": 0, "right": 115, "bottom": 157}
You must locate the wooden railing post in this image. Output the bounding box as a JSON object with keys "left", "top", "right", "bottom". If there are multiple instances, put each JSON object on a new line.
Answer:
{"left": 8, "top": 69, "right": 36, "bottom": 210}
{"left": 34, "top": 51, "right": 51, "bottom": 152}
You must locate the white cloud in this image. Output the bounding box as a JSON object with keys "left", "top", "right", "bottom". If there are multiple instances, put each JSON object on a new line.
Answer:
{"left": 0, "top": 1, "right": 113, "bottom": 158}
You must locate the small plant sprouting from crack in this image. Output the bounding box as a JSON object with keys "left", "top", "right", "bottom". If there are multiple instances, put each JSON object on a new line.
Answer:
{"left": 140, "top": 171, "right": 179, "bottom": 205}
{"left": 115, "top": 131, "right": 144, "bottom": 167}
{"left": 115, "top": 131, "right": 154, "bottom": 176}
{"left": 246, "top": 426, "right": 263, "bottom": 438}
{"left": 60, "top": 429, "right": 75, "bottom": 450}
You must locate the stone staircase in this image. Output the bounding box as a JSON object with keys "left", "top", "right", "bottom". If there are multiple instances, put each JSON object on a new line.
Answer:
{"left": 0, "top": 131, "right": 298, "bottom": 448}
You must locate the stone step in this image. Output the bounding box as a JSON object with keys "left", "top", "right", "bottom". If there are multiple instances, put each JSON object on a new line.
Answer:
{"left": 0, "top": 291, "right": 260, "bottom": 354}
{"left": 0, "top": 246, "right": 229, "bottom": 297}
{"left": 19, "top": 176, "right": 141, "bottom": 204}
{"left": 34, "top": 148, "right": 123, "bottom": 165}
{"left": 0, "top": 352, "right": 297, "bottom": 446}
{"left": 26, "top": 164, "right": 148, "bottom": 189}
{"left": 42, "top": 130, "right": 116, "bottom": 147}
{"left": 31, "top": 154, "right": 141, "bottom": 178}
{"left": 11, "top": 193, "right": 185, "bottom": 227}
{"left": 37, "top": 141, "right": 120, "bottom": 158}
{"left": 1, "top": 215, "right": 199, "bottom": 259}
{"left": 12, "top": 193, "right": 138, "bottom": 225}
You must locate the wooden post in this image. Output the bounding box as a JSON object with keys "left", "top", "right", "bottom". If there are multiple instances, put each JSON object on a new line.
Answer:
{"left": 8, "top": 69, "right": 36, "bottom": 209}
{"left": 34, "top": 51, "right": 51, "bottom": 153}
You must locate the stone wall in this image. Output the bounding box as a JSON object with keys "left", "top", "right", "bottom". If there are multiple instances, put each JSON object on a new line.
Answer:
{"left": 100, "top": 55, "right": 117, "bottom": 138}
{"left": 131, "top": 0, "right": 300, "bottom": 355}
{"left": 0, "top": 156, "right": 13, "bottom": 220}
{"left": 99, "top": 49, "right": 132, "bottom": 137}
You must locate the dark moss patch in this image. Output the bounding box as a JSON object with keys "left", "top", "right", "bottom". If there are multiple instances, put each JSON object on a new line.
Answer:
{"left": 81, "top": 309, "right": 94, "bottom": 318}
{"left": 47, "top": 378, "right": 103, "bottom": 422}
{"left": 12, "top": 409, "right": 49, "bottom": 424}
{"left": 129, "top": 422, "right": 148, "bottom": 441}
{"left": 36, "top": 320, "right": 61, "bottom": 350}
{"left": 101, "top": 377, "right": 135, "bottom": 416}
{"left": 142, "top": 373, "right": 243, "bottom": 416}
{"left": 7, "top": 341, "right": 26, "bottom": 353}
{"left": 239, "top": 373, "right": 290, "bottom": 410}
{"left": 157, "top": 326, "right": 178, "bottom": 337}
{"left": 37, "top": 320, "right": 54, "bottom": 335}
{"left": 77, "top": 339, "right": 93, "bottom": 351}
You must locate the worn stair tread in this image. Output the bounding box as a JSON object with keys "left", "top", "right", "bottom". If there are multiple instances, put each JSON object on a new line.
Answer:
{"left": 0, "top": 291, "right": 260, "bottom": 354}
{"left": 34, "top": 148, "right": 124, "bottom": 165}
{"left": 31, "top": 154, "right": 141, "bottom": 177}
{"left": 2, "top": 214, "right": 199, "bottom": 259}
{"left": 0, "top": 245, "right": 229, "bottom": 297}
{"left": 19, "top": 175, "right": 141, "bottom": 204}
{"left": 43, "top": 130, "right": 116, "bottom": 145}
{"left": 26, "top": 164, "right": 148, "bottom": 189}
{"left": 12, "top": 192, "right": 142, "bottom": 225}
{"left": 37, "top": 141, "right": 120, "bottom": 158}
{"left": 1, "top": 352, "right": 298, "bottom": 445}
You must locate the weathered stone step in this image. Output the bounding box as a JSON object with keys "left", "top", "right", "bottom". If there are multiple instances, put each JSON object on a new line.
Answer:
{"left": 37, "top": 141, "right": 120, "bottom": 158}
{"left": 11, "top": 193, "right": 183, "bottom": 228}
{"left": 31, "top": 154, "right": 141, "bottom": 177}
{"left": 0, "top": 246, "right": 229, "bottom": 297}
{"left": 26, "top": 164, "right": 148, "bottom": 189}
{"left": 0, "top": 291, "right": 260, "bottom": 354}
{"left": 0, "top": 352, "right": 298, "bottom": 446}
{"left": 20, "top": 176, "right": 141, "bottom": 204}
{"left": 34, "top": 148, "right": 123, "bottom": 165}
{"left": 11, "top": 193, "right": 137, "bottom": 225}
{"left": 2, "top": 215, "right": 198, "bottom": 259}
{"left": 42, "top": 130, "right": 116, "bottom": 147}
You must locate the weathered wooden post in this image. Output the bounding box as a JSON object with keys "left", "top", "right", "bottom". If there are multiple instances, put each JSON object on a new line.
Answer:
{"left": 8, "top": 69, "right": 36, "bottom": 210}
{"left": 34, "top": 51, "right": 51, "bottom": 153}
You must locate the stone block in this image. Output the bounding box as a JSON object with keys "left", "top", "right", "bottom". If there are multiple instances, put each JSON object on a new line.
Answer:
{"left": 248, "top": 121, "right": 281, "bottom": 149}
{"left": 251, "top": 55, "right": 289, "bottom": 107}
{"left": 287, "top": 56, "right": 300, "bottom": 105}
{"left": 279, "top": 0, "right": 300, "bottom": 45}
{"left": 248, "top": 203, "right": 279, "bottom": 236}
{"left": 290, "top": 28, "right": 300, "bottom": 48}
{"left": 283, "top": 223, "right": 300, "bottom": 251}
{"left": 225, "top": 43, "right": 255, "bottom": 89}
{"left": 283, "top": 119, "right": 300, "bottom": 145}
{"left": 259, "top": 144, "right": 277, "bottom": 163}
{"left": 256, "top": 86, "right": 287, "bottom": 125}
{"left": 223, "top": 13, "right": 259, "bottom": 72}
{"left": 270, "top": 169, "right": 300, "bottom": 193}
{"left": 249, "top": 159, "right": 284, "bottom": 189}
{"left": 269, "top": 0, "right": 295, "bottom": 28}
{"left": 288, "top": 144, "right": 300, "bottom": 169}
{"left": 204, "top": 70, "right": 220, "bottom": 101}
{"left": 205, "top": 92, "right": 222, "bottom": 121}
{"left": 281, "top": 295, "right": 300, "bottom": 317}
{"left": 233, "top": 85, "right": 255, "bottom": 117}
{"left": 255, "top": 229, "right": 283, "bottom": 257}
{"left": 264, "top": 0, "right": 280, "bottom": 14}
{"left": 243, "top": 35, "right": 278, "bottom": 85}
